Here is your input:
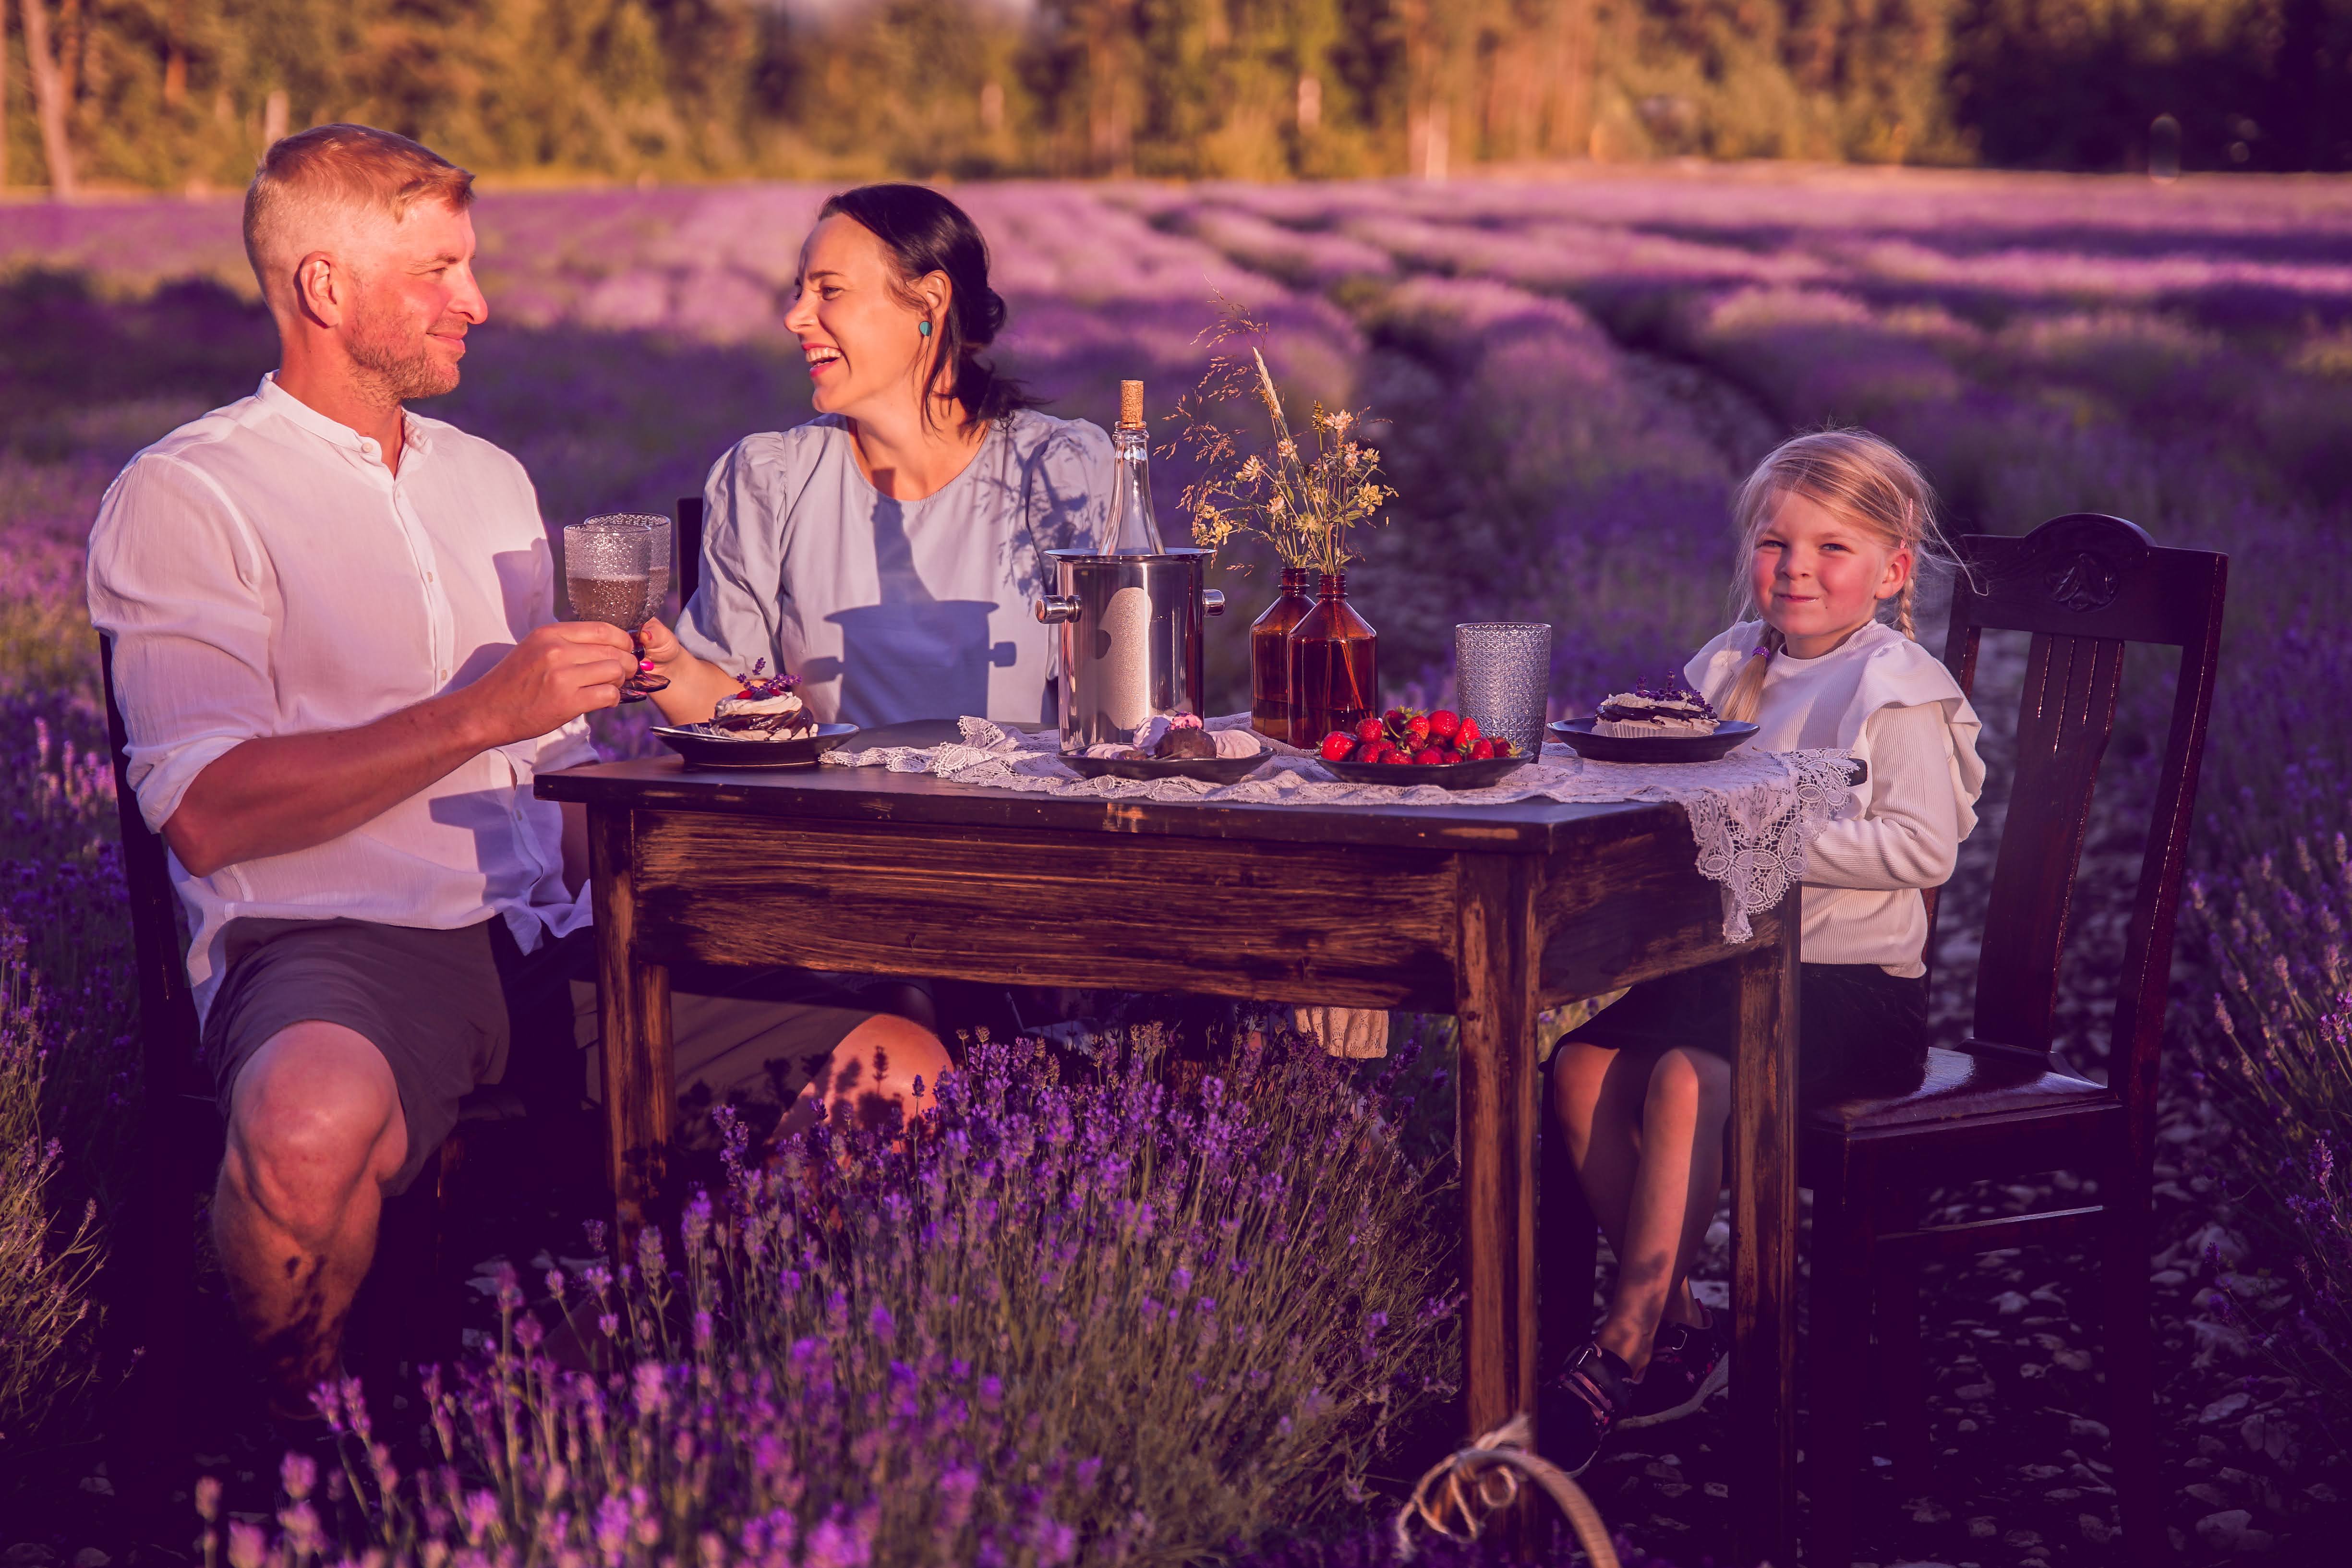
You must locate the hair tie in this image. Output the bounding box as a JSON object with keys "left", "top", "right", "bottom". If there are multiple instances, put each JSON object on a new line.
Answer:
{"left": 1751, "top": 644, "right": 1772, "bottom": 658}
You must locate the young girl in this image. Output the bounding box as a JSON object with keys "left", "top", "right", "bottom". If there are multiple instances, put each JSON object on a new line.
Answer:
{"left": 1541, "top": 429, "right": 1986, "bottom": 1473}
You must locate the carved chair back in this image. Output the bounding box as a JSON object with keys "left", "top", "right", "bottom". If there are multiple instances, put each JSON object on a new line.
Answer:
{"left": 1939, "top": 514, "right": 2226, "bottom": 1162}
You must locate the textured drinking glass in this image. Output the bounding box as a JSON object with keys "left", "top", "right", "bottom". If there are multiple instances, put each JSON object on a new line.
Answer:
{"left": 1454, "top": 623, "right": 1551, "bottom": 760}
{"left": 565, "top": 514, "right": 671, "bottom": 700}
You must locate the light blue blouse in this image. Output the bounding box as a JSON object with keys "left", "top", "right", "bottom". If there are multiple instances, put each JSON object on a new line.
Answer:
{"left": 676, "top": 409, "right": 1112, "bottom": 727}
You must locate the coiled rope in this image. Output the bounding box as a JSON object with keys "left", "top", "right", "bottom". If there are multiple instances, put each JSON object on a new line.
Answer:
{"left": 1392, "top": 1414, "right": 1620, "bottom": 1566}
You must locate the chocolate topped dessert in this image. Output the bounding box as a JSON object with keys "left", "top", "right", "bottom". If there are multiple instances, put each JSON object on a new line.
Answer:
{"left": 709, "top": 670, "right": 816, "bottom": 738}
{"left": 1592, "top": 680, "right": 1721, "bottom": 738}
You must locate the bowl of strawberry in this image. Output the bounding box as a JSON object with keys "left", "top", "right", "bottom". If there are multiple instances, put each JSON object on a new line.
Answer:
{"left": 1314, "top": 708, "right": 1530, "bottom": 789}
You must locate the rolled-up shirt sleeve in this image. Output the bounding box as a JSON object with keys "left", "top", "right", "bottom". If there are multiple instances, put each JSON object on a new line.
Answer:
{"left": 1804, "top": 700, "right": 1963, "bottom": 893}
{"left": 86, "top": 454, "right": 277, "bottom": 835}
{"left": 677, "top": 434, "right": 791, "bottom": 677}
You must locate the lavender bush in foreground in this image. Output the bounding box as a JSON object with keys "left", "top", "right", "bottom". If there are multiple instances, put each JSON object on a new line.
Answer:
{"left": 2193, "top": 825, "right": 2352, "bottom": 1428}
{"left": 208, "top": 1028, "right": 1457, "bottom": 1565}
{"left": 0, "top": 948, "right": 103, "bottom": 1454}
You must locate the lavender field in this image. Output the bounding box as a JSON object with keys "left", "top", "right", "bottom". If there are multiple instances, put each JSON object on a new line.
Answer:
{"left": 5, "top": 165, "right": 2352, "bottom": 1564}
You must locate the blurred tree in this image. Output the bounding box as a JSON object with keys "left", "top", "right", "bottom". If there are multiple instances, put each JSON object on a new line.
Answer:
{"left": 12, "top": 0, "right": 2352, "bottom": 188}
{"left": 17, "top": 0, "right": 74, "bottom": 194}
{"left": 1949, "top": 0, "right": 2352, "bottom": 170}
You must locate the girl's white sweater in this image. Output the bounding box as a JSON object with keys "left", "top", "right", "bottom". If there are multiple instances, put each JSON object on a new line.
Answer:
{"left": 1685, "top": 620, "right": 1986, "bottom": 977}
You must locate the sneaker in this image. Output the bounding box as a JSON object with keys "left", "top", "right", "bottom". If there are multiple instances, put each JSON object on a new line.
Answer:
{"left": 1619, "top": 1310, "right": 1730, "bottom": 1429}
{"left": 1538, "top": 1340, "right": 1637, "bottom": 1476}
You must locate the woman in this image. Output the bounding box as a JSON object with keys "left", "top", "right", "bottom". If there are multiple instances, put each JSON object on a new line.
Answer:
{"left": 641, "top": 184, "right": 1110, "bottom": 726}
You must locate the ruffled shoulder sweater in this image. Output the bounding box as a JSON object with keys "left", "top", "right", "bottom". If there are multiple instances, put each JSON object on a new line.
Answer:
{"left": 1686, "top": 620, "right": 1987, "bottom": 977}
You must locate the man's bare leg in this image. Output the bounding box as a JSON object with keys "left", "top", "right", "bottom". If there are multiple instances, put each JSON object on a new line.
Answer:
{"left": 213, "top": 1021, "right": 408, "bottom": 1415}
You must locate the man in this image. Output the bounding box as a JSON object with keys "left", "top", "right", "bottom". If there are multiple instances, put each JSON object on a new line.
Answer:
{"left": 87, "top": 124, "right": 949, "bottom": 1419}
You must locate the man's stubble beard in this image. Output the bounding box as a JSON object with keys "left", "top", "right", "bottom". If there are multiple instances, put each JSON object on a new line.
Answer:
{"left": 345, "top": 289, "right": 461, "bottom": 405}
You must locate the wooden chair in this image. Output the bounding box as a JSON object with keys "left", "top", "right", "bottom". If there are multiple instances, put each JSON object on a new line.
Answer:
{"left": 101, "top": 632, "right": 219, "bottom": 1483}
{"left": 1802, "top": 513, "right": 2226, "bottom": 1566}
{"left": 99, "top": 635, "right": 476, "bottom": 1486}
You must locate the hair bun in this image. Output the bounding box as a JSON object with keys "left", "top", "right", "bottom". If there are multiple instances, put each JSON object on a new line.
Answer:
{"left": 972, "top": 286, "right": 1007, "bottom": 342}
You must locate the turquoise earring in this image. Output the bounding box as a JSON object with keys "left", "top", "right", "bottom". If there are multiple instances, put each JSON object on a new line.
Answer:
{"left": 918, "top": 320, "right": 933, "bottom": 337}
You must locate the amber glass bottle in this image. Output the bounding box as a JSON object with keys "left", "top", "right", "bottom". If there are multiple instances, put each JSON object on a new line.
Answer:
{"left": 1288, "top": 572, "right": 1378, "bottom": 745}
{"left": 1249, "top": 567, "right": 1317, "bottom": 743}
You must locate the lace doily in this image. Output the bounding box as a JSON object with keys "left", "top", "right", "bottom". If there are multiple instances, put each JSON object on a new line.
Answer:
{"left": 826, "top": 716, "right": 1854, "bottom": 941}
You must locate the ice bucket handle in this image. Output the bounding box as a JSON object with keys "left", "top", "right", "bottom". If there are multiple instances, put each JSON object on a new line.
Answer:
{"left": 1037, "top": 595, "right": 1082, "bottom": 625}
{"left": 1203, "top": 589, "right": 1225, "bottom": 616}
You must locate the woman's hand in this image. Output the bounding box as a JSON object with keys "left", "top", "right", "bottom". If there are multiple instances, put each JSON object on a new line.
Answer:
{"left": 637, "top": 618, "right": 740, "bottom": 725}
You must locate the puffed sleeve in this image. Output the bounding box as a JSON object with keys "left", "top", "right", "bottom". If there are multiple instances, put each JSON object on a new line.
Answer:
{"left": 676, "top": 432, "right": 798, "bottom": 677}
{"left": 86, "top": 455, "right": 276, "bottom": 835}
{"left": 1684, "top": 620, "right": 1763, "bottom": 710}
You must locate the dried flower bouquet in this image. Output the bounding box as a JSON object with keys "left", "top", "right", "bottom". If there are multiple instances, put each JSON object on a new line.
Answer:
{"left": 1176, "top": 302, "right": 1393, "bottom": 575}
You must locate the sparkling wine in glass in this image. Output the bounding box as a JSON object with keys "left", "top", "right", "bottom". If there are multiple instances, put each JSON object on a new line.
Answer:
{"left": 565, "top": 514, "right": 672, "bottom": 700}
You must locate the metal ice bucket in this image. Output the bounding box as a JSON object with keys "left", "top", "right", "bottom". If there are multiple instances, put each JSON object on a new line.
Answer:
{"left": 1037, "top": 548, "right": 1225, "bottom": 750}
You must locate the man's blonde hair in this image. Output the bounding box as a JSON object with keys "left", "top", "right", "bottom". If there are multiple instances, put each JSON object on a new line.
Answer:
{"left": 242, "top": 124, "right": 475, "bottom": 306}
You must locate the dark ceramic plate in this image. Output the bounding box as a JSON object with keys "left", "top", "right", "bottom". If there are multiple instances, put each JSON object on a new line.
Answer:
{"left": 1318, "top": 754, "right": 1530, "bottom": 790}
{"left": 1061, "top": 749, "right": 1271, "bottom": 785}
{"left": 1548, "top": 717, "right": 1759, "bottom": 764}
{"left": 652, "top": 722, "right": 859, "bottom": 769}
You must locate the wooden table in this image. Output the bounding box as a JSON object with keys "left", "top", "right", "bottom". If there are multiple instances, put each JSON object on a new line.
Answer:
{"left": 539, "top": 738, "right": 1800, "bottom": 1563}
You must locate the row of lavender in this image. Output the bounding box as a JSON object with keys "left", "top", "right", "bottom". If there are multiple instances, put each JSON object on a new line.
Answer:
{"left": 5, "top": 169, "right": 2352, "bottom": 1557}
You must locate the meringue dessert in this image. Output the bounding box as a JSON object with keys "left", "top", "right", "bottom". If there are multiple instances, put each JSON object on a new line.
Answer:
{"left": 708, "top": 671, "right": 817, "bottom": 738}
{"left": 1592, "top": 681, "right": 1721, "bottom": 738}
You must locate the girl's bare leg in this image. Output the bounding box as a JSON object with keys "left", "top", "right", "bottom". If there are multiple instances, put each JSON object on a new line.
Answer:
{"left": 1550, "top": 1037, "right": 1651, "bottom": 1260}
{"left": 1592, "top": 1045, "right": 1730, "bottom": 1375}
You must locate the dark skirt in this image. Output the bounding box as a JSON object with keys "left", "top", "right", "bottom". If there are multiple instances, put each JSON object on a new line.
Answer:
{"left": 1564, "top": 962, "right": 1930, "bottom": 1109}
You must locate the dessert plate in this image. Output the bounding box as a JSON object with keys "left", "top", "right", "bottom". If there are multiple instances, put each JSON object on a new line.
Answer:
{"left": 1060, "top": 750, "right": 1270, "bottom": 785}
{"left": 1548, "top": 717, "right": 1758, "bottom": 764}
{"left": 1318, "top": 754, "right": 1530, "bottom": 790}
{"left": 652, "top": 722, "right": 859, "bottom": 769}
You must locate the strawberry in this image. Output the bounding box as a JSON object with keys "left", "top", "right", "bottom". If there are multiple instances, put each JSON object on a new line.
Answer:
{"left": 1412, "top": 747, "right": 1444, "bottom": 765}
{"left": 1428, "top": 709, "right": 1460, "bottom": 740}
{"left": 1469, "top": 738, "right": 1495, "bottom": 760}
{"left": 1456, "top": 716, "right": 1481, "bottom": 748}
{"left": 1319, "top": 731, "right": 1355, "bottom": 761}
{"left": 1405, "top": 715, "right": 1432, "bottom": 746}
{"left": 1379, "top": 748, "right": 1412, "bottom": 765}
{"left": 1491, "top": 737, "right": 1515, "bottom": 758}
{"left": 1383, "top": 707, "right": 1409, "bottom": 730}
{"left": 1354, "top": 717, "right": 1385, "bottom": 743}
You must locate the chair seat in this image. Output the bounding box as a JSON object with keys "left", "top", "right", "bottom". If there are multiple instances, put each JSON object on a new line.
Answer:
{"left": 1807, "top": 1045, "right": 2111, "bottom": 1134}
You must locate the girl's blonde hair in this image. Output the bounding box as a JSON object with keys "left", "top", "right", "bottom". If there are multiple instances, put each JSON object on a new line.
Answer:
{"left": 1712, "top": 429, "right": 1957, "bottom": 723}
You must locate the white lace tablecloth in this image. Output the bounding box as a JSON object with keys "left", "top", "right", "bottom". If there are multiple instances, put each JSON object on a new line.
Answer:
{"left": 826, "top": 715, "right": 1855, "bottom": 941}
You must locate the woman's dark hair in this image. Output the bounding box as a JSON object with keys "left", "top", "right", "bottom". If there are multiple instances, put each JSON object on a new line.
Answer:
{"left": 818, "top": 183, "right": 1040, "bottom": 430}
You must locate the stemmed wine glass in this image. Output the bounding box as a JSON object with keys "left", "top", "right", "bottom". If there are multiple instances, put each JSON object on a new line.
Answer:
{"left": 565, "top": 514, "right": 672, "bottom": 700}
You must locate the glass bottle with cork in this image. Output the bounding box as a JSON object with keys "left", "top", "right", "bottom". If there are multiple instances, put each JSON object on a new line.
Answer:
{"left": 1107, "top": 379, "right": 1165, "bottom": 555}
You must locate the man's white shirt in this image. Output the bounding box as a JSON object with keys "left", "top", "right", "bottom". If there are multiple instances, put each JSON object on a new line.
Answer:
{"left": 86, "top": 374, "right": 594, "bottom": 1019}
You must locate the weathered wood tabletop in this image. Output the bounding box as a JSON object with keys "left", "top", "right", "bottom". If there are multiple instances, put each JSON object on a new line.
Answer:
{"left": 539, "top": 727, "right": 1801, "bottom": 1563}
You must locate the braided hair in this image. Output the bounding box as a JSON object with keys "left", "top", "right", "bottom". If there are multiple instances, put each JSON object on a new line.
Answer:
{"left": 817, "top": 183, "right": 1042, "bottom": 432}
{"left": 1710, "top": 429, "right": 1956, "bottom": 724}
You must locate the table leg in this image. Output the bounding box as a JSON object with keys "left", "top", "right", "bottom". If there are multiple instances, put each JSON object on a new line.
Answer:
{"left": 1730, "top": 903, "right": 1799, "bottom": 1568}
{"left": 1455, "top": 854, "right": 1540, "bottom": 1447}
{"left": 589, "top": 805, "right": 673, "bottom": 1245}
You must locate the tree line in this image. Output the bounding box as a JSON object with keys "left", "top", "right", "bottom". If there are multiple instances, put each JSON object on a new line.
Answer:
{"left": 2, "top": 0, "right": 2348, "bottom": 196}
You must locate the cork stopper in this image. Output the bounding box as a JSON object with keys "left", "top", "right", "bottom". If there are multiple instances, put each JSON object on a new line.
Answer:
{"left": 1119, "top": 380, "right": 1145, "bottom": 429}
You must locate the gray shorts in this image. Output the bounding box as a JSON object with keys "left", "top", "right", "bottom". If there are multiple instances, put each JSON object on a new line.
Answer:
{"left": 202, "top": 917, "right": 877, "bottom": 1194}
